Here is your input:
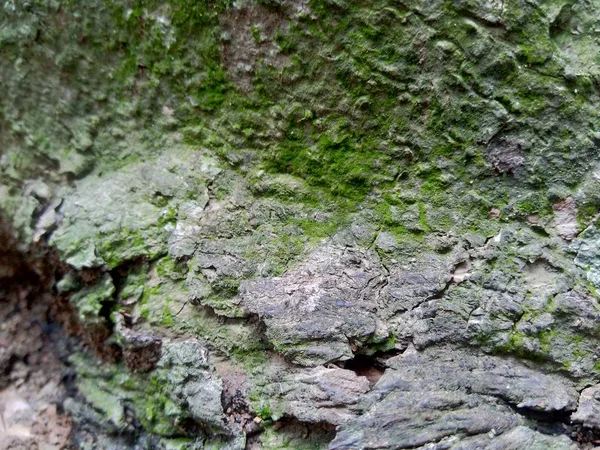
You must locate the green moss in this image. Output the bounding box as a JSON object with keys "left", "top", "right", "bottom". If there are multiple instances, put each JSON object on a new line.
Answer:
{"left": 514, "top": 194, "right": 552, "bottom": 217}
{"left": 231, "top": 347, "right": 269, "bottom": 371}
{"left": 139, "top": 284, "right": 162, "bottom": 321}
{"left": 359, "top": 334, "right": 397, "bottom": 354}
{"left": 156, "top": 255, "right": 188, "bottom": 280}
{"left": 375, "top": 202, "right": 399, "bottom": 227}
{"left": 71, "top": 354, "right": 186, "bottom": 436}
{"left": 491, "top": 324, "right": 558, "bottom": 362}
{"left": 293, "top": 217, "right": 345, "bottom": 243}
{"left": 577, "top": 203, "right": 599, "bottom": 231}
{"left": 96, "top": 229, "right": 151, "bottom": 269}
{"left": 161, "top": 298, "right": 175, "bottom": 328}
{"left": 158, "top": 206, "right": 178, "bottom": 228}
{"left": 420, "top": 171, "right": 445, "bottom": 197}
{"left": 501, "top": 332, "right": 526, "bottom": 356}
{"left": 70, "top": 275, "right": 115, "bottom": 324}
{"left": 418, "top": 203, "right": 431, "bottom": 233}
{"left": 6, "top": 0, "right": 589, "bottom": 266}
{"left": 263, "top": 117, "right": 378, "bottom": 203}
{"left": 538, "top": 328, "right": 557, "bottom": 355}
{"left": 256, "top": 421, "right": 334, "bottom": 449}
{"left": 161, "top": 438, "right": 196, "bottom": 450}
{"left": 573, "top": 348, "right": 589, "bottom": 359}
{"left": 256, "top": 401, "right": 273, "bottom": 420}
{"left": 250, "top": 24, "right": 262, "bottom": 44}
{"left": 120, "top": 266, "right": 148, "bottom": 301}
{"left": 201, "top": 293, "right": 247, "bottom": 318}
{"left": 585, "top": 282, "right": 600, "bottom": 299}
{"left": 137, "top": 375, "right": 182, "bottom": 435}
{"left": 214, "top": 276, "right": 242, "bottom": 295}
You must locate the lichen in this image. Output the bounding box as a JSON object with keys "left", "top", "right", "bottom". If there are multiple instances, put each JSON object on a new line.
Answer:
{"left": 4, "top": 0, "right": 600, "bottom": 446}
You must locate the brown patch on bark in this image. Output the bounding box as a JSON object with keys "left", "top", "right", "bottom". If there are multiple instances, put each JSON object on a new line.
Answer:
{"left": 553, "top": 196, "right": 578, "bottom": 240}
{"left": 486, "top": 134, "right": 525, "bottom": 175}
{"left": 0, "top": 213, "right": 76, "bottom": 449}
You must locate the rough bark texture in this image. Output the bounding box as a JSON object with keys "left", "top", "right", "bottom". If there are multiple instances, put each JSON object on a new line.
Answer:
{"left": 3, "top": 0, "right": 600, "bottom": 448}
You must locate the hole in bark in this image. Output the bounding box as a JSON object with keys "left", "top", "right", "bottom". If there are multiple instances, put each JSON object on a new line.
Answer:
{"left": 343, "top": 355, "right": 385, "bottom": 383}
{"left": 341, "top": 348, "right": 403, "bottom": 384}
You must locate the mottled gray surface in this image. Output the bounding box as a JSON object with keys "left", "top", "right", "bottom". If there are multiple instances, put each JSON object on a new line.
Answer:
{"left": 257, "top": 363, "right": 370, "bottom": 425}
{"left": 330, "top": 347, "right": 578, "bottom": 450}
{"left": 241, "top": 241, "right": 454, "bottom": 365}
{"left": 572, "top": 384, "right": 600, "bottom": 430}
{"left": 4, "top": 0, "right": 600, "bottom": 448}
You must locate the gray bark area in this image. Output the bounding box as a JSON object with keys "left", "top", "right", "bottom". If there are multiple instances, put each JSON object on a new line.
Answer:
{"left": 3, "top": 0, "right": 600, "bottom": 448}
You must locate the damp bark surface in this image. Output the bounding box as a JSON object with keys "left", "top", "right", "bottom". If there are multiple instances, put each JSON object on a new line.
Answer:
{"left": 4, "top": 0, "right": 600, "bottom": 449}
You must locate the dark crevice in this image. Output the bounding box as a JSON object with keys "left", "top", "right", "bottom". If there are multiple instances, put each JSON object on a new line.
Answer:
{"left": 339, "top": 348, "right": 403, "bottom": 385}
{"left": 482, "top": 232, "right": 498, "bottom": 248}
{"left": 0, "top": 208, "right": 82, "bottom": 424}
{"left": 549, "top": 2, "right": 576, "bottom": 40}
{"left": 108, "top": 256, "right": 148, "bottom": 302}
{"left": 508, "top": 404, "right": 600, "bottom": 445}
{"left": 530, "top": 225, "right": 550, "bottom": 237}
{"left": 342, "top": 354, "right": 385, "bottom": 384}
{"left": 244, "top": 416, "right": 336, "bottom": 450}
{"left": 93, "top": 256, "right": 156, "bottom": 360}
{"left": 425, "top": 277, "right": 453, "bottom": 301}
